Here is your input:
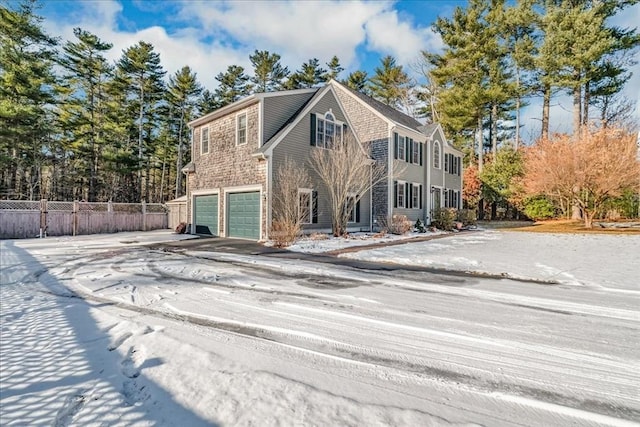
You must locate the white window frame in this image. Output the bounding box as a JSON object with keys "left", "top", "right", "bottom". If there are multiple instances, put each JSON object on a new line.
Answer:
{"left": 236, "top": 113, "right": 247, "bottom": 146}
{"left": 316, "top": 110, "right": 343, "bottom": 149}
{"left": 397, "top": 135, "right": 406, "bottom": 161}
{"left": 298, "top": 188, "right": 313, "bottom": 224}
{"left": 433, "top": 141, "right": 441, "bottom": 169}
{"left": 412, "top": 183, "right": 421, "bottom": 210}
{"left": 412, "top": 141, "right": 420, "bottom": 164}
{"left": 397, "top": 181, "right": 406, "bottom": 208}
{"left": 201, "top": 126, "right": 209, "bottom": 155}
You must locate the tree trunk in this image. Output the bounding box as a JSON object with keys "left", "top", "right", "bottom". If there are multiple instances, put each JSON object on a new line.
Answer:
{"left": 583, "top": 80, "right": 590, "bottom": 126}
{"left": 491, "top": 102, "right": 498, "bottom": 157}
{"left": 477, "top": 114, "right": 484, "bottom": 172}
{"left": 515, "top": 68, "right": 521, "bottom": 150}
{"left": 176, "top": 106, "right": 185, "bottom": 199}
{"left": 573, "top": 71, "right": 582, "bottom": 138}
{"left": 542, "top": 83, "right": 550, "bottom": 140}
{"left": 138, "top": 80, "right": 145, "bottom": 201}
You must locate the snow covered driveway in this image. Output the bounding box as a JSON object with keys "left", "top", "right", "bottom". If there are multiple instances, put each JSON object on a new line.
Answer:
{"left": 1, "top": 230, "right": 639, "bottom": 426}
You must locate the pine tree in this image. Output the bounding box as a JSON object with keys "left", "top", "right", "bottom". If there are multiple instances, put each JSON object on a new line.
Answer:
{"left": 197, "top": 89, "right": 219, "bottom": 115}
{"left": 167, "top": 66, "right": 201, "bottom": 199}
{"left": 214, "top": 65, "right": 251, "bottom": 107}
{"left": 249, "top": 50, "right": 289, "bottom": 93}
{"left": 58, "top": 28, "right": 113, "bottom": 201}
{"left": 0, "top": 0, "right": 58, "bottom": 200}
{"left": 116, "top": 41, "right": 166, "bottom": 201}
{"left": 344, "top": 70, "right": 369, "bottom": 94}
{"left": 285, "top": 58, "right": 327, "bottom": 89}
{"left": 368, "top": 55, "right": 410, "bottom": 108}
{"left": 323, "top": 55, "right": 344, "bottom": 81}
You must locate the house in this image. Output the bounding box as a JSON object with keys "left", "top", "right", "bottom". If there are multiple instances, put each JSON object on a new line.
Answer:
{"left": 184, "top": 79, "right": 463, "bottom": 240}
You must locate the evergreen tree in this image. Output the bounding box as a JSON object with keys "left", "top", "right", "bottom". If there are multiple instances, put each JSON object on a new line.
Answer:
{"left": 249, "top": 50, "right": 289, "bottom": 93}
{"left": 214, "top": 65, "right": 251, "bottom": 107}
{"left": 286, "top": 58, "right": 327, "bottom": 89}
{"left": 197, "top": 89, "right": 219, "bottom": 115}
{"left": 368, "top": 55, "right": 410, "bottom": 108}
{"left": 0, "top": 0, "right": 58, "bottom": 200}
{"left": 323, "top": 55, "right": 344, "bottom": 81}
{"left": 58, "top": 28, "right": 113, "bottom": 201}
{"left": 344, "top": 70, "right": 369, "bottom": 94}
{"left": 116, "top": 41, "right": 166, "bottom": 201}
{"left": 167, "top": 66, "right": 201, "bottom": 199}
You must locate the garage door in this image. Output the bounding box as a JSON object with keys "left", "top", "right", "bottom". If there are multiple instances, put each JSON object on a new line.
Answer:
{"left": 227, "top": 192, "right": 260, "bottom": 240}
{"left": 194, "top": 194, "right": 218, "bottom": 235}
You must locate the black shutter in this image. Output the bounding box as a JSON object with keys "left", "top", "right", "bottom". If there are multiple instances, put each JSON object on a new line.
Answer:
{"left": 393, "top": 181, "right": 398, "bottom": 208}
{"left": 355, "top": 199, "right": 360, "bottom": 223}
{"left": 405, "top": 183, "right": 409, "bottom": 209}
{"left": 408, "top": 183, "right": 413, "bottom": 208}
{"left": 310, "top": 114, "right": 316, "bottom": 146}
{"left": 419, "top": 185, "right": 423, "bottom": 209}
{"left": 405, "top": 138, "right": 410, "bottom": 162}
{"left": 312, "top": 190, "right": 318, "bottom": 223}
{"left": 457, "top": 156, "right": 461, "bottom": 176}
{"left": 393, "top": 133, "right": 398, "bottom": 159}
{"left": 450, "top": 154, "right": 454, "bottom": 173}
{"left": 419, "top": 142, "right": 423, "bottom": 166}
{"left": 444, "top": 153, "right": 448, "bottom": 172}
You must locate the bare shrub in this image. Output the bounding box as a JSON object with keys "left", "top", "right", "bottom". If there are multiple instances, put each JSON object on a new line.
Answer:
{"left": 388, "top": 214, "right": 412, "bottom": 235}
{"left": 310, "top": 232, "right": 329, "bottom": 240}
{"left": 271, "top": 158, "right": 311, "bottom": 246}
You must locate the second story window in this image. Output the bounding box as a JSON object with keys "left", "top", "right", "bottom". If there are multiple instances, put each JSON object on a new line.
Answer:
{"left": 434, "top": 141, "right": 441, "bottom": 169}
{"left": 313, "top": 111, "right": 343, "bottom": 149}
{"left": 201, "top": 127, "right": 209, "bottom": 154}
{"left": 236, "top": 113, "right": 247, "bottom": 145}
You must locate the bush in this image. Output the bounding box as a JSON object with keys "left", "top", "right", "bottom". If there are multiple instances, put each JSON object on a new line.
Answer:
{"left": 271, "top": 220, "right": 301, "bottom": 248}
{"left": 523, "top": 196, "right": 556, "bottom": 220}
{"left": 431, "top": 207, "right": 457, "bottom": 231}
{"left": 388, "top": 215, "right": 412, "bottom": 235}
{"left": 456, "top": 209, "right": 476, "bottom": 226}
{"left": 414, "top": 219, "right": 427, "bottom": 233}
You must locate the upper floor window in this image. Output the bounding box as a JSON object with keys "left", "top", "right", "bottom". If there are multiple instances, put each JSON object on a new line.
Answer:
{"left": 312, "top": 111, "right": 343, "bottom": 149}
{"left": 236, "top": 113, "right": 247, "bottom": 145}
{"left": 433, "top": 141, "right": 441, "bottom": 169}
{"left": 201, "top": 127, "right": 209, "bottom": 154}
{"left": 412, "top": 141, "right": 421, "bottom": 165}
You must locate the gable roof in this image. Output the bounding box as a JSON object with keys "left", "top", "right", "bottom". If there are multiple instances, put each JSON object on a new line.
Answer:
{"left": 331, "top": 80, "right": 424, "bottom": 133}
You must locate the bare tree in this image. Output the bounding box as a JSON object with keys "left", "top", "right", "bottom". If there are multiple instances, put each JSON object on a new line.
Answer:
{"left": 524, "top": 127, "right": 640, "bottom": 228}
{"left": 309, "top": 131, "right": 387, "bottom": 236}
{"left": 271, "top": 157, "right": 311, "bottom": 246}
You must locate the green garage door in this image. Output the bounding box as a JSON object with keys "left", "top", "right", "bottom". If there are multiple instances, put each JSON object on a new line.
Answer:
{"left": 227, "top": 192, "right": 260, "bottom": 240}
{"left": 194, "top": 194, "right": 218, "bottom": 235}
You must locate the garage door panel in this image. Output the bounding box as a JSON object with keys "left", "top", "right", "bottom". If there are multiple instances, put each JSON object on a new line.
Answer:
{"left": 227, "top": 192, "right": 260, "bottom": 240}
{"left": 194, "top": 195, "right": 218, "bottom": 235}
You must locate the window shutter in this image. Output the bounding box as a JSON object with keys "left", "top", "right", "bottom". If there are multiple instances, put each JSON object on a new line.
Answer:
{"left": 405, "top": 138, "right": 410, "bottom": 162}
{"left": 450, "top": 155, "right": 454, "bottom": 173}
{"left": 419, "top": 185, "right": 423, "bottom": 209}
{"left": 393, "top": 133, "right": 398, "bottom": 159}
{"left": 457, "top": 156, "right": 461, "bottom": 176}
{"left": 444, "top": 153, "right": 449, "bottom": 172}
{"left": 355, "top": 199, "right": 360, "bottom": 223}
{"left": 405, "top": 184, "right": 409, "bottom": 209}
{"left": 310, "top": 114, "right": 316, "bottom": 146}
{"left": 393, "top": 181, "right": 398, "bottom": 208}
{"left": 408, "top": 183, "right": 413, "bottom": 208}
{"left": 419, "top": 143, "right": 423, "bottom": 166}
{"left": 312, "top": 190, "right": 318, "bottom": 223}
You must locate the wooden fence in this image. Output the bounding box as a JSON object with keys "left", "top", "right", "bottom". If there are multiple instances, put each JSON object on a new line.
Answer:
{"left": 0, "top": 200, "right": 168, "bottom": 239}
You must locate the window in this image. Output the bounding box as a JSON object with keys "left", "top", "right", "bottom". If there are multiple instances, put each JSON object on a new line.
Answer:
{"left": 314, "top": 111, "right": 343, "bottom": 149}
{"left": 345, "top": 194, "right": 360, "bottom": 223}
{"left": 412, "top": 183, "right": 422, "bottom": 209}
{"left": 201, "top": 127, "right": 209, "bottom": 154}
{"left": 394, "top": 181, "right": 406, "bottom": 208}
{"left": 433, "top": 142, "right": 441, "bottom": 169}
{"left": 412, "top": 141, "right": 421, "bottom": 164}
{"left": 397, "top": 135, "right": 405, "bottom": 160}
{"left": 236, "top": 113, "right": 247, "bottom": 145}
{"left": 298, "top": 188, "right": 313, "bottom": 224}
{"left": 444, "top": 153, "right": 449, "bottom": 172}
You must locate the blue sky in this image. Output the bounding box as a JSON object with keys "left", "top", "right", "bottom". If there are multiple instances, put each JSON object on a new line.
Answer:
{"left": 38, "top": 0, "right": 639, "bottom": 137}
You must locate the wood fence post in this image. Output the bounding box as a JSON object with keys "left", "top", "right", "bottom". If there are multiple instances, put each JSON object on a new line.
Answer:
{"left": 73, "top": 200, "right": 79, "bottom": 236}
{"left": 142, "top": 200, "right": 147, "bottom": 231}
{"left": 108, "top": 200, "right": 114, "bottom": 233}
{"left": 40, "top": 199, "right": 47, "bottom": 238}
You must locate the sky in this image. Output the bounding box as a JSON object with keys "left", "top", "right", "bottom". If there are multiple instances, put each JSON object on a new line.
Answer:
{"left": 37, "top": 0, "right": 640, "bottom": 140}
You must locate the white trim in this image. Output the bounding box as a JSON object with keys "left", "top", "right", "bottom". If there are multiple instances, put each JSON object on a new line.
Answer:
{"left": 267, "top": 155, "right": 272, "bottom": 239}
{"left": 223, "top": 185, "right": 263, "bottom": 240}
{"left": 258, "top": 101, "right": 264, "bottom": 147}
{"left": 411, "top": 182, "right": 421, "bottom": 210}
{"left": 188, "top": 96, "right": 257, "bottom": 128}
{"left": 396, "top": 180, "right": 407, "bottom": 209}
{"left": 236, "top": 112, "right": 247, "bottom": 146}
{"left": 388, "top": 125, "right": 395, "bottom": 218}
{"left": 190, "top": 190, "right": 220, "bottom": 235}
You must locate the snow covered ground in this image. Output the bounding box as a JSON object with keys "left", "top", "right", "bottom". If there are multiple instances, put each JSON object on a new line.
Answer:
{"left": 1, "top": 230, "right": 639, "bottom": 426}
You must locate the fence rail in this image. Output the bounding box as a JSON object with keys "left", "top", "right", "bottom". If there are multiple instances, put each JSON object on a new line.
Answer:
{"left": 0, "top": 200, "right": 168, "bottom": 239}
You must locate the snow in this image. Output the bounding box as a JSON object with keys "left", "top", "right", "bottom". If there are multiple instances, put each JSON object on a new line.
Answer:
{"left": 1, "top": 230, "right": 639, "bottom": 426}
{"left": 285, "top": 230, "right": 445, "bottom": 253}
